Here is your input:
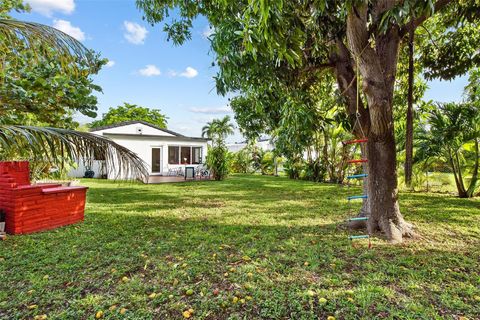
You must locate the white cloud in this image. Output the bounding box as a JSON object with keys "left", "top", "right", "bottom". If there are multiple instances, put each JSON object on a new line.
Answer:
{"left": 105, "top": 60, "right": 115, "bottom": 68}
{"left": 180, "top": 67, "right": 199, "bottom": 78}
{"left": 123, "top": 21, "right": 148, "bottom": 45}
{"left": 202, "top": 25, "right": 215, "bottom": 39}
{"left": 26, "top": 0, "right": 75, "bottom": 16}
{"left": 189, "top": 106, "right": 232, "bottom": 114}
{"left": 53, "top": 19, "right": 85, "bottom": 41}
{"left": 168, "top": 67, "right": 198, "bottom": 78}
{"left": 138, "top": 65, "right": 161, "bottom": 77}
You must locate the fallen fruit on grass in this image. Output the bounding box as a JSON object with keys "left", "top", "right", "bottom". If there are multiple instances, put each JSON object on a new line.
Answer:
{"left": 95, "top": 310, "right": 104, "bottom": 319}
{"left": 247, "top": 272, "right": 253, "bottom": 278}
{"left": 242, "top": 255, "right": 251, "bottom": 261}
{"left": 43, "top": 275, "right": 49, "bottom": 280}
{"left": 168, "top": 294, "right": 174, "bottom": 299}
{"left": 224, "top": 272, "right": 229, "bottom": 277}
{"left": 34, "top": 315, "right": 47, "bottom": 320}
{"left": 232, "top": 296, "right": 239, "bottom": 304}
{"left": 229, "top": 267, "right": 236, "bottom": 272}
{"left": 240, "top": 299, "right": 246, "bottom": 304}
{"left": 27, "top": 304, "right": 38, "bottom": 309}
{"left": 345, "top": 290, "right": 354, "bottom": 295}
{"left": 318, "top": 297, "right": 327, "bottom": 304}
{"left": 307, "top": 290, "right": 316, "bottom": 297}
{"left": 27, "top": 290, "right": 35, "bottom": 294}
{"left": 304, "top": 262, "right": 309, "bottom": 266}
{"left": 246, "top": 296, "right": 252, "bottom": 301}
{"left": 347, "top": 297, "right": 354, "bottom": 303}
{"left": 188, "top": 308, "right": 194, "bottom": 314}
{"left": 148, "top": 292, "right": 157, "bottom": 299}
{"left": 474, "top": 295, "right": 480, "bottom": 302}
{"left": 121, "top": 276, "right": 129, "bottom": 282}
{"left": 182, "top": 310, "right": 192, "bottom": 318}
{"left": 111, "top": 268, "right": 117, "bottom": 273}
{"left": 327, "top": 316, "right": 335, "bottom": 320}
{"left": 185, "top": 289, "right": 194, "bottom": 296}
{"left": 109, "top": 305, "right": 117, "bottom": 311}
{"left": 119, "top": 308, "right": 127, "bottom": 314}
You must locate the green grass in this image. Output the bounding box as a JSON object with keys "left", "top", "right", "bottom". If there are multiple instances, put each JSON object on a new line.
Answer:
{"left": 1, "top": 174, "right": 479, "bottom": 319}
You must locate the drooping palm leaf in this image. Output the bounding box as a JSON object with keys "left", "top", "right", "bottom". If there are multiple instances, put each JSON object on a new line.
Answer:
{"left": 0, "top": 125, "right": 149, "bottom": 181}
{"left": 0, "top": 19, "right": 94, "bottom": 65}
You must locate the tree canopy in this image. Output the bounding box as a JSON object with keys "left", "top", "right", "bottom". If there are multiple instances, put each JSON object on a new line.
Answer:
{"left": 90, "top": 103, "right": 168, "bottom": 129}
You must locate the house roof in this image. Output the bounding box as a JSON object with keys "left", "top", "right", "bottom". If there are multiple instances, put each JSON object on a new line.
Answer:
{"left": 102, "top": 133, "right": 208, "bottom": 142}
{"left": 90, "top": 120, "right": 185, "bottom": 137}
{"left": 90, "top": 120, "right": 209, "bottom": 141}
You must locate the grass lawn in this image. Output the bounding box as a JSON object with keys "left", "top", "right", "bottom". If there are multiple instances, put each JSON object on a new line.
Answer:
{"left": 1, "top": 174, "right": 479, "bottom": 319}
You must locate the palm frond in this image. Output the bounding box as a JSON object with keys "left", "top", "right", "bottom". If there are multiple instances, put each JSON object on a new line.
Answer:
{"left": 0, "top": 125, "right": 149, "bottom": 181}
{"left": 0, "top": 19, "right": 94, "bottom": 64}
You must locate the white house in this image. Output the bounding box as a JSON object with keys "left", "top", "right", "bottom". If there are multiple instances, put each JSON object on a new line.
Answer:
{"left": 68, "top": 121, "right": 209, "bottom": 181}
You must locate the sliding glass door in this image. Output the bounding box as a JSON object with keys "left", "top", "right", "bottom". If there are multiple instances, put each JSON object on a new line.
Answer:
{"left": 151, "top": 147, "right": 162, "bottom": 174}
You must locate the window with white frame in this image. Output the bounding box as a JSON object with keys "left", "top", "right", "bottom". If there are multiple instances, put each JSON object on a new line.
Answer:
{"left": 168, "top": 146, "right": 203, "bottom": 165}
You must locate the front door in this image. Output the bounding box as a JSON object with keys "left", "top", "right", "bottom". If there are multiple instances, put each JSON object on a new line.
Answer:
{"left": 151, "top": 147, "right": 162, "bottom": 174}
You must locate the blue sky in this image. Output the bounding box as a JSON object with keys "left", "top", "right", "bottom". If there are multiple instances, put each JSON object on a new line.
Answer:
{"left": 13, "top": 0, "right": 468, "bottom": 142}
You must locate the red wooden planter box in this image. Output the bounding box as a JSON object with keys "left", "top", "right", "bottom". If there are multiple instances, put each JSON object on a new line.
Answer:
{"left": 0, "top": 161, "right": 88, "bottom": 234}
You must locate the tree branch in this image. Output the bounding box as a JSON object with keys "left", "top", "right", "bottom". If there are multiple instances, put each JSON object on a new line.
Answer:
{"left": 400, "top": 0, "right": 454, "bottom": 36}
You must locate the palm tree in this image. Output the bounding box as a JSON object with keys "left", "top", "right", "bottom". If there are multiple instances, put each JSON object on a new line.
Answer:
{"left": 201, "top": 116, "right": 234, "bottom": 146}
{"left": 0, "top": 19, "right": 148, "bottom": 180}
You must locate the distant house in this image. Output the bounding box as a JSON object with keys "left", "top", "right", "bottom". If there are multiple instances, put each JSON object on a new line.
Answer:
{"left": 68, "top": 121, "right": 209, "bottom": 180}
{"left": 226, "top": 137, "right": 274, "bottom": 153}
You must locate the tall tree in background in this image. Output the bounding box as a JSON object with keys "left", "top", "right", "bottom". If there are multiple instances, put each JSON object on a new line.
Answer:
{"left": 201, "top": 115, "right": 234, "bottom": 146}
{"left": 137, "top": 0, "right": 480, "bottom": 242}
{"left": 90, "top": 103, "right": 168, "bottom": 129}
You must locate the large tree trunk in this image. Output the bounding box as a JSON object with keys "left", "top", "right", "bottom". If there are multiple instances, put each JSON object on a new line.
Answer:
{"left": 404, "top": 25, "right": 415, "bottom": 188}
{"left": 346, "top": 2, "right": 415, "bottom": 242}
{"left": 466, "top": 138, "right": 479, "bottom": 197}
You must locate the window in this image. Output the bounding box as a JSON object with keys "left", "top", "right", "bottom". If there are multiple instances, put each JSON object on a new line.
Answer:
{"left": 168, "top": 146, "right": 179, "bottom": 164}
{"left": 192, "top": 147, "right": 202, "bottom": 164}
{"left": 180, "top": 146, "right": 191, "bottom": 164}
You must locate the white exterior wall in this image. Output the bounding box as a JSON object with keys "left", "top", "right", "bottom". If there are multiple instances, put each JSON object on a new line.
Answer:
{"left": 68, "top": 122, "right": 208, "bottom": 180}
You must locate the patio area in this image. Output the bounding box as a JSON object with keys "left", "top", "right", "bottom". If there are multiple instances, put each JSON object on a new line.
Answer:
{"left": 146, "top": 175, "right": 211, "bottom": 184}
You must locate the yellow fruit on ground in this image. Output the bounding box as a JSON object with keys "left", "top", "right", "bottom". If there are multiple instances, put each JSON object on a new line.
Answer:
{"left": 307, "top": 290, "right": 316, "bottom": 297}
{"left": 345, "top": 289, "right": 354, "bottom": 295}
{"left": 185, "top": 289, "right": 194, "bottom": 296}
{"left": 304, "top": 262, "right": 309, "bottom": 266}
{"left": 95, "top": 310, "right": 104, "bottom": 319}
{"left": 246, "top": 296, "right": 252, "bottom": 301}
{"left": 242, "top": 255, "right": 251, "bottom": 261}
{"left": 148, "top": 292, "right": 157, "bottom": 299}
{"left": 43, "top": 275, "right": 49, "bottom": 280}
{"left": 224, "top": 272, "right": 229, "bottom": 277}
{"left": 188, "top": 308, "right": 194, "bottom": 314}
{"left": 168, "top": 294, "right": 174, "bottom": 299}
{"left": 327, "top": 316, "right": 336, "bottom": 320}
{"left": 111, "top": 268, "right": 117, "bottom": 273}
{"left": 247, "top": 272, "right": 253, "bottom": 278}
{"left": 182, "top": 310, "right": 192, "bottom": 318}
{"left": 119, "top": 308, "right": 127, "bottom": 315}
{"left": 347, "top": 297, "right": 354, "bottom": 303}
{"left": 474, "top": 295, "right": 480, "bottom": 301}
{"left": 27, "top": 304, "right": 38, "bottom": 309}
{"left": 240, "top": 299, "right": 246, "bottom": 304}
{"left": 121, "top": 276, "right": 129, "bottom": 282}
{"left": 109, "top": 305, "right": 117, "bottom": 311}
{"left": 34, "top": 315, "right": 47, "bottom": 320}
{"left": 27, "top": 290, "right": 35, "bottom": 294}
{"left": 318, "top": 297, "right": 327, "bottom": 304}
{"left": 229, "top": 267, "right": 236, "bottom": 272}
{"left": 232, "top": 296, "right": 239, "bottom": 304}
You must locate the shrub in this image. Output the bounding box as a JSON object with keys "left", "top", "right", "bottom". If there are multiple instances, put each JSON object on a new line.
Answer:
{"left": 230, "top": 148, "right": 253, "bottom": 173}
{"left": 206, "top": 145, "right": 229, "bottom": 180}
{"left": 260, "top": 151, "right": 275, "bottom": 175}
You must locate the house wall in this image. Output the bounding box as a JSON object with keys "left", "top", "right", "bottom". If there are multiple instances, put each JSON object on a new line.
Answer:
{"left": 68, "top": 135, "right": 208, "bottom": 180}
